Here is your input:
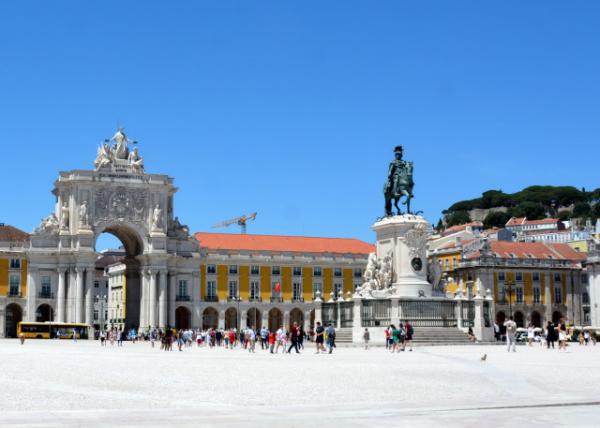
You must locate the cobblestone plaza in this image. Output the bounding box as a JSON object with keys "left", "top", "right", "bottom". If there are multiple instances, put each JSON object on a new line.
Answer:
{"left": 0, "top": 339, "right": 599, "bottom": 427}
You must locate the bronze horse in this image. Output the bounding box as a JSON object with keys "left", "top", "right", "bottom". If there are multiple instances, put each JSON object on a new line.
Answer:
{"left": 384, "top": 160, "right": 414, "bottom": 216}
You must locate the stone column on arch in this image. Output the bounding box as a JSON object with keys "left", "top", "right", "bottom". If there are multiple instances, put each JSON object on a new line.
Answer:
{"left": 158, "top": 270, "right": 168, "bottom": 329}
{"left": 168, "top": 272, "right": 177, "bottom": 328}
{"left": 218, "top": 309, "right": 225, "bottom": 330}
{"left": 139, "top": 269, "right": 149, "bottom": 330}
{"left": 148, "top": 269, "right": 157, "bottom": 329}
{"left": 544, "top": 271, "right": 552, "bottom": 324}
{"left": 26, "top": 266, "right": 39, "bottom": 322}
{"left": 75, "top": 267, "right": 84, "bottom": 324}
{"left": 56, "top": 267, "right": 66, "bottom": 323}
{"left": 0, "top": 306, "right": 5, "bottom": 338}
{"left": 84, "top": 266, "right": 94, "bottom": 330}
{"left": 67, "top": 268, "right": 77, "bottom": 322}
{"left": 192, "top": 271, "right": 201, "bottom": 328}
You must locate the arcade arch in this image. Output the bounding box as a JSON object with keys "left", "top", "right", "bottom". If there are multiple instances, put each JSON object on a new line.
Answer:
{"left": 4, "top": 303, "right": 22, "bottom": 338}
{"left": 202, "top": 307, "right": 218, "bottom": 330}
{"left": 175, "top": 307, "right": 191, "bottom": 330}
{"left": 225, "top": 307, "right": 238, "bottom": 330}
{"left": 36, "top": 304, "right": 54, "bottom": 322}
{"left": 246, "top": 308, "right": 261, "bottom": 330}
{"left": 268, "top": 308, "right": 283, "bottom": 331}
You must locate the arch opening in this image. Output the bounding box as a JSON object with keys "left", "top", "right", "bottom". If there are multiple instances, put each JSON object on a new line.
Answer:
{"left": 530, "top": 311, "right": 542, "bottom": 328}
{"left": 514, "top": 311, "right": 524, "bottom": 328}
{"left": 268, "top": 308, "right": 283, "bottom": 331}
{"left": 95, "top": 225, "right": 144, "bottom": 332}
{"left": 36, "top": 304, "right": 54, "bottom": 322}
{"left": 175, "top": 307, "right": 191, "bottom": 330}
{"left": 202, "top": 307, "right": 218, "bottom": 330}
{"left": 224, "top": 307, "right": 238, "bottom": 330}
{"left": 5, "top": 303, "right": 23, "bottom": 338}
{"left": 246, "top": 308, "right": 261, "bottom": 330}
{"left": 289, "top": 308, "right": 303, "bottom": 329}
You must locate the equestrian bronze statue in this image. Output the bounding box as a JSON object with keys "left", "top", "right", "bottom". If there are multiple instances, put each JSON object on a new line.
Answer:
{"left": 383, "top": 145, "right": 414, "bottom": 216}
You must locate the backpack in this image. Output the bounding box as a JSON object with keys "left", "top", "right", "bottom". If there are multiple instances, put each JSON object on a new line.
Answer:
{"left": 409, "top": 325, "right": 414, "bottom": 336}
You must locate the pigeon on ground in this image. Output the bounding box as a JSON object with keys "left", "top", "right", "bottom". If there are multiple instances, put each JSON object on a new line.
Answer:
{"left": 481, "top": 353, "right": 487, "bottom": 362}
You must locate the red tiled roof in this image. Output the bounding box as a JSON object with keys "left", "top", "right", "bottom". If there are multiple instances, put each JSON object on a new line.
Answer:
{"left": 194, "top": 232, "right": 374, "bottom": 255}
{"left": 506, "top": 217, "right": 559, "bottom": 227}
{"left": 442, "top": 221, "right": 483, "bottom": 237}
{"left": 0, "top": 224, "right": 29, "bottom": 242}
{"left": 438, "top": 238, "right": 475, "bottom": 250}
{"left": 467, "top": 241, "right": 586, "bottom": 262}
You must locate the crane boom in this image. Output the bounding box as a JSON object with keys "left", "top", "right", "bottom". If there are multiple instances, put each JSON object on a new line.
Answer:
{"left": 212, "top": 212, "right": 257, "bottom": 233}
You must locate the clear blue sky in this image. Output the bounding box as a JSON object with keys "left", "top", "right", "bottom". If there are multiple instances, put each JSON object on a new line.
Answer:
{"left": 1, "top": 2, "right": 599, "bottom": 250}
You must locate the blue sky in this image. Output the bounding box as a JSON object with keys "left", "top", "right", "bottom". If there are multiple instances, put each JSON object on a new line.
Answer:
{"left": 1, "top": 2, "right": 599, "bottom": 250}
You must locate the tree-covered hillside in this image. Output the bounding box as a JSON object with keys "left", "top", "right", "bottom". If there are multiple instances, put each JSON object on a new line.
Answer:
{"left": 442, "top": 186, "right": 600, "bottom": 229}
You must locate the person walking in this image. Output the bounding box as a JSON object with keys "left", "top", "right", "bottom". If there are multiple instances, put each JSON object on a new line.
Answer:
{"left": 268, "top": 330, "right": 276, "bottom": 353}
{"left": 298, "top": 326, "right": 305, "bottom": 350}
{"left": 99, "top": 330, "right": 106, "bottom": 347}
{"left": 315, "top": 322, "right": 325, "bottom": 354}
{"left": 527, "top": 324, "right": 535, "bottom": 347}
{"left": 248, "top": 328, "right": 256, "bottom": 353}
{"left": 260, "top": 326, "right": 269, "bottom": 350}
{"left": 504, "top": 316, "right": 517, "bottom": 352}
{"left": 326, "top": 323, "right": 336, "bottom": 354}
{"left": 404, "top": 320, "right": 414, "bottom": 351}
{"left": 287, "top": 322, "right": 301, "bottom": 354}
{"left": 363, "top": 328, "right": 370, "bottom": 350}
{"left": 558, "top": 318, "right": 568, "bottom": 352}
{"left": 546, "top": 321, "right": 556, "bottom": 349}
{"left": 493, "top": 322, "right": 501, "bottom": 341}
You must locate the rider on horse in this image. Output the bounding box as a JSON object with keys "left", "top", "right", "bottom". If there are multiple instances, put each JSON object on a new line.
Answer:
{"left": 383, "top": 145, "right": 414, "bottom": 216}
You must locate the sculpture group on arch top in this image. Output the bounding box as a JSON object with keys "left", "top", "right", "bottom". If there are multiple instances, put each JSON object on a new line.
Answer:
{"left": 33, "top": 127, "right": 190, "bottom": 241}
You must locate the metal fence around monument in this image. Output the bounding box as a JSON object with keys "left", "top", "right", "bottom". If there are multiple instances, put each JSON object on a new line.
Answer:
{"left": 461, "top": 301, "right": 475, "bottom": 327}
{"left": 361, "top": 300, "right": 391, "bottom": 327}
{"left": 399, "top": 300, "right": 457, "bottom": 327}
{"left": 339, "top": 302, "right": 354, "bottom": 328}
{"left": 321, "top": 303, "right": 338, "bottom": 328}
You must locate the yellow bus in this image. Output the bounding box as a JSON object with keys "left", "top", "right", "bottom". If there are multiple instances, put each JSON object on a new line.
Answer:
{"left": 17, "top": 322, "right": 89, "bottom": 339}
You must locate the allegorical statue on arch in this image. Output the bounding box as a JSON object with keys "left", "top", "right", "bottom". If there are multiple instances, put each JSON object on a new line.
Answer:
{"left": 94, "top": 127, "right": 144, "bottom": 173}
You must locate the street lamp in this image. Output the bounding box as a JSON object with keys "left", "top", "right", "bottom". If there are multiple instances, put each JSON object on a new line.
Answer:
{"left": 504, "top": 279, "right": 515, "bottom": 318}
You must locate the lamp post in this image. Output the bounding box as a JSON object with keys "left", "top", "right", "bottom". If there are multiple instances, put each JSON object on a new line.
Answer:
{"left": 504, "top": 280, "right": 515, "bottom": 318}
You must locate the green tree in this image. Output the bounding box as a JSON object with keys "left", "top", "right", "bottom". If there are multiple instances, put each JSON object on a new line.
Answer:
{"left": 512, "top": 202, "right": 546, "bottom": 220}
{"left": 483, "top": 211, "right": 512, "bottom": 229}
{"left": 445, "top": 211, "right": 471, "bottom": 227}
{"left": 572, "top": 202, "right": 592, "bottom": 218}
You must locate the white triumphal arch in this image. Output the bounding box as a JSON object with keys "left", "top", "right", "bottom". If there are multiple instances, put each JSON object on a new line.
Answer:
{"left": 26, "top": 128, "right": 201, "bottom": 330}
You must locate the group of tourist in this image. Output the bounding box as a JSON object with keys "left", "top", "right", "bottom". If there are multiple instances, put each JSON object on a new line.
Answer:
{"left": 383, "top": 321, "right": 414, "bottom": 352}
{"left": 501, "top": 316, "right": 597, "bottom": 352}
{"left": 96, "top": 321, "right": 339, "bottom": 354}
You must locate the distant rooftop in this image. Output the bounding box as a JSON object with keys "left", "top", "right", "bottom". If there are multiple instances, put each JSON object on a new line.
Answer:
{"left": 0, "top": 223, "right": 29, "bottom": 242}
{"left": 194, "top": 232, "right": 374, "bottom": 255}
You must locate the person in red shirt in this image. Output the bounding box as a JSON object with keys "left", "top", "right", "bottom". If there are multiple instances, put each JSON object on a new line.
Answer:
{"left": 287, "top": 322, "right": 301, "bottom": 354}
{"left": 228, "top": 329, "right": 236, "bottom": 349}
{"left": 268, "top": 331, "right": 276, "bottom": 354}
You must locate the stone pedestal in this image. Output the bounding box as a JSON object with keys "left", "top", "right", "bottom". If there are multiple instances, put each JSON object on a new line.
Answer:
{"left": 372, "top": 215, "right": 432, "bottom": 298}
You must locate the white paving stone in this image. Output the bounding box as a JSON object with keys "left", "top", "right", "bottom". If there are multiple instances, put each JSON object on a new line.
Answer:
{"left": 0, "top": 339, "right": 599, "bottom": 427}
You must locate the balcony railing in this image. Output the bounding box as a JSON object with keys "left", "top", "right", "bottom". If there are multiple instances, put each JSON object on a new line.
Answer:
{"left": 175, "top": 295, "right": 191, "bottom": 302}
{"left": 292, "top": 297, "right": 305, "bottom": 303}
{"left": 8, "top": 288, "right": 21, "bottom": 297}
{"left": 38, "top": 291, "right": 55, "bottom": 299}
{"left": 270, "top": 296, "right": 283, "bottom": 303}
{"left": 248, "top": 296, "right": 262, "bottom": 302}
{"left": 204, "top": 295, "right": 218, "bottom": 302}
{"left": 227, "top": 296, "right": 240, "bottom": 302}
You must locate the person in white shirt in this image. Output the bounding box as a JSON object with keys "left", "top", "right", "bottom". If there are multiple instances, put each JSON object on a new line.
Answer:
{"left": 504, "top": 316, "right": 517, "bottom": 352}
